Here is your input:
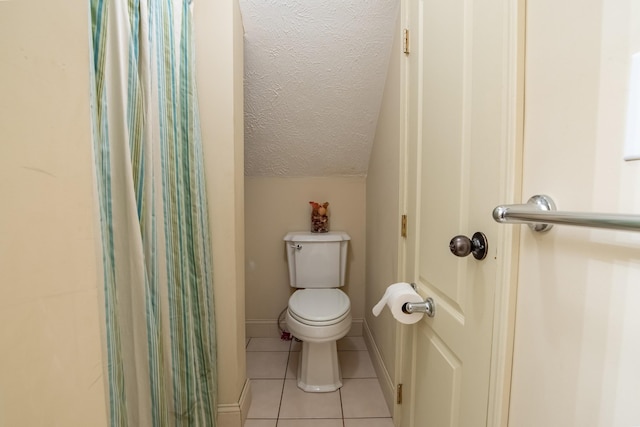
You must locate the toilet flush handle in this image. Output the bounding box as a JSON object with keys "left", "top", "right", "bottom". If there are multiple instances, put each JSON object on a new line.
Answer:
{"left": 290, "top": 244, "right": 302, "bottom": 250}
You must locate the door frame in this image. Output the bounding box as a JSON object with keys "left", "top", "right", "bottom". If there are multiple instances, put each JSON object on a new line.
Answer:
{"left": 395, "top": 0, "right": 526, "bottom": 425}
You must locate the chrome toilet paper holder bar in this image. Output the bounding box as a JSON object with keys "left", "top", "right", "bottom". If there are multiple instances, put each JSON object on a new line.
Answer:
{"left": 403, "top": 283, "right": 436, "bottom": 317}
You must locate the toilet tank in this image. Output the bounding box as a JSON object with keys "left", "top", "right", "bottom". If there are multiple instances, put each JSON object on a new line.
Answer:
{"left": 284, "top": 231, "right": 351, "bottom": 288}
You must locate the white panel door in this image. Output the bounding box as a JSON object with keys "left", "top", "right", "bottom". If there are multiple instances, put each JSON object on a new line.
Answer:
{"left": 400, "top": 0, "right": 515, "bottom": 425}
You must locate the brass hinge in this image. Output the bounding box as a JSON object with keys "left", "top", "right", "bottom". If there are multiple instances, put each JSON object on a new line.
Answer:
{"left": 402, "top": 28, "right": 410, "bottom": 54}
{"left": 397, "top": 383, "right": 403, "bottom": 404}
{"left": 401, "top": 215, "right": 407, "bottom": 238}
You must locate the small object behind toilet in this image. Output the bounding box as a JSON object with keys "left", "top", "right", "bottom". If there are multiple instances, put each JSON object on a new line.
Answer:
{"left": 309, "top": 201, "right": 330, "bottom": 233}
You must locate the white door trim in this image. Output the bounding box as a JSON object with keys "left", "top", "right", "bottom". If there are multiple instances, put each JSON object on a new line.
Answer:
{"left": 486, "top": 0, "right": 525, "bottom": 425}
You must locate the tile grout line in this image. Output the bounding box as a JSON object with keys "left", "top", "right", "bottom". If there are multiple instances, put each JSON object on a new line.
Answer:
{"left": 339, "top": 387, "right": 346, "bottom": 427}
{"left": 274, "top": 339, "right": 294, "bottom": 424}
{"left": 246, "top": 337, "right": 392, "bottom": 426}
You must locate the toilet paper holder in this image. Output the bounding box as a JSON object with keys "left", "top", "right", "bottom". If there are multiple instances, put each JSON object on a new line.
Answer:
{"left": 402, "top": 283, "right": 436, "bottom": 318}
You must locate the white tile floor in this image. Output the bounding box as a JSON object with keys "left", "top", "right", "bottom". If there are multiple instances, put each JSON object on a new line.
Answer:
{"left": 245, "top": 337, "right": 393, "bottom": 427}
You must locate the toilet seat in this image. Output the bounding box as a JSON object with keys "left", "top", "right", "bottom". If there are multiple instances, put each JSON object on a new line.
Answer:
{"left": 288, "top": 289, "right": 350, "bottom": 326}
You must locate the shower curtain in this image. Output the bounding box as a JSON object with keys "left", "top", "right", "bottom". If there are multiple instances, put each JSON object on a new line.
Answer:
{"left": 89, "top": 0, "right": 217, "bottom": 425}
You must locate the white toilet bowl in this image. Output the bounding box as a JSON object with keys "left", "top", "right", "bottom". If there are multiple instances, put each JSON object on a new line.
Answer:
{"left": 286, "top": 288, "right": 352, "bottom": 392}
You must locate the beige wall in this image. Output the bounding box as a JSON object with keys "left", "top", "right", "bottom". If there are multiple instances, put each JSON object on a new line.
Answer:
{"left": 245, "top": 176, "right": 366, "bottom": 334}
{"left": 195, "top": 0, "right": 248, "bottom": 425}
{"left": 509, "top": 0, "right": 640, "bottom": 424}
{"left": 363, "top": 10, "right": 402, "bottom": 410}
{"left": 0, "top": 1, "right": 108, "bottom": 426}
{"left": 0, "top": 0, "right": 246, "bottom": 425}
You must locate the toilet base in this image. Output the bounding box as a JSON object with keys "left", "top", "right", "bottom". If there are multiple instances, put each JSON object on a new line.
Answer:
{"left": 296, "top": 340, "right": 342, "bottom": 392}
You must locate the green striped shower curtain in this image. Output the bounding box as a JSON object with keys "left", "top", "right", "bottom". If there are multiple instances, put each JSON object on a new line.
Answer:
{"left": 89, "top": 1, "right": 217, "bottom": 425}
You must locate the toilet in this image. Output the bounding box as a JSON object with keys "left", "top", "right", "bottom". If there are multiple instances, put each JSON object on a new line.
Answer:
{"left": 284, "top": 231, "right": 352, "bottom": 392}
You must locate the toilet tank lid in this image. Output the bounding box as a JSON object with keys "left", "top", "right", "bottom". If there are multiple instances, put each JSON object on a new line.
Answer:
{"left": 284, "top": 231, "right": 351, "bottom": 242}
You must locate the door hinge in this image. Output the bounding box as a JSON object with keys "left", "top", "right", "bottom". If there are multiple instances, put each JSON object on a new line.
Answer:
{"left": 397, "top": 383, "right": 403, "bottom": 404}
{"left": 401, "top": 215, "right": 407, "bottom": 238}
{"left": 402, "top": 28, "right": 410, "bottom": 54}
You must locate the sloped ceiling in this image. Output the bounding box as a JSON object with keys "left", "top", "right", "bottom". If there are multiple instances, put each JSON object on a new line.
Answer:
{"left": 239, "top": 0, "right": 399, "bottom": 177}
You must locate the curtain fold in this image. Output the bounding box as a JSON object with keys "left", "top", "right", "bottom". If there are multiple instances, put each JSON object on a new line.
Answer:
{"left": 89, "top": 1, "right": 217, "bottom": 426}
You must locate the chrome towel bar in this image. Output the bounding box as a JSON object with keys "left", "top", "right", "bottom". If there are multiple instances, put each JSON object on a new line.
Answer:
{"left": 493, "top": 195, "right": 640, "bottom": 233}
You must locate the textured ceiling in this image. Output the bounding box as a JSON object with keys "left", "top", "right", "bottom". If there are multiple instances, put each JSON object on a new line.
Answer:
{"left": 239, "top": 0, "right": 399, "bottom": 177}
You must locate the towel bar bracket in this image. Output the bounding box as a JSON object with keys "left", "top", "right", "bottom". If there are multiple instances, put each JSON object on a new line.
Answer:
{"left": 523, "top": 195, "right": 556, "bottom": 232}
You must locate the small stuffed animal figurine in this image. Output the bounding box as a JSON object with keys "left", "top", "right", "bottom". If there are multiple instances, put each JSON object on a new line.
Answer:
{"left": 309, "top": 201, "right": 330, "bottom": 233}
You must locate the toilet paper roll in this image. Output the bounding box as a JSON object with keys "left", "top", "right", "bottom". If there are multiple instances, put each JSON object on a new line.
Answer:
{"left": 372, "top": 282, "right": 425, "bottom": 324}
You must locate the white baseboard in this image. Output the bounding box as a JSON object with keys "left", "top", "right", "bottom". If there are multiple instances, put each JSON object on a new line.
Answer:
{"left": 217, "top": 404, "right": 241, "bottom": 427}
{"left": 348, "top": 318, "right": 363, "bottom": 337}
{"left": 217, "top": 379, "right": 251, "bottom": 427}
{"left": 246, "top": 319, "right": 281, "bottom": 338}
{"left": 246, "top": 318, "right": 364, "bottom": 338}
{"left": 239, "top": 379, "right": 251, "bottom": 426}
{"left": 363, "top": 319, "right": 395, "bottom": 417}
